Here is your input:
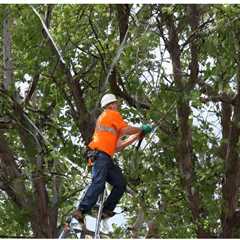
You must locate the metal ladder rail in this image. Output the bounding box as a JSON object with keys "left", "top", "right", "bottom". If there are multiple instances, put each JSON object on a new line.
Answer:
{"left": 94, "top": 188, "right": 107, "bottom": 239}
{"left": 58, "top": 187, "right": 107, "bottom": 239}
{"left": 58, "top": 187, "right": 89, "bottom": 239}
{"left": 58, "top": 218, "right": 84, "bottom": 239}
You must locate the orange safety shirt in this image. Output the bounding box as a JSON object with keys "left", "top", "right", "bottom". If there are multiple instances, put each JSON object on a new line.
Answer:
{"left": 88, "top": 109, "right": 128, "bottom": 157}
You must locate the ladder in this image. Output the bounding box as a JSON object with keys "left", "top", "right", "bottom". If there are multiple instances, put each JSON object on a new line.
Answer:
{"left": 94, "top": 189, "right": 107, "bottom": 239}
{"left": 58, "top": 188, "right": 107, "bottom": 239}
{"left": 58, "top": 217, "right": 85, "bottom": 239}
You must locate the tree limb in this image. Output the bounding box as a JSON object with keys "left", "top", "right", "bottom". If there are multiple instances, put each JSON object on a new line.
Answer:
{"left": 0, "top": 117, "right": 15, "bottom": 129}
{"left": 0, "top": 133, "right": 32, "bottom": 209}
{"left": 110, "top": 67, "right": 150, "bottom": 110}
{"left": 115, "top": 4, "right": 131, "bottom": 44}
{"left": 187, "top": 5, "right": 200, "bottom": 89}
{"left": 198, "top": 79, "right": 235, "bottom": 104}
{"left": 45, "top": 4, "right": 54, "bottom": 28}
{"left": 31, "top": 5, "right": 95, "bottom": 143}
{"left": 159, "top": 7, "right": 211, "bottom": 237}
{"left": 3, "top": 7, "right": 13, "bottom": 90}
{"left": 222, "top": 33, "right": 240, "bottom": 238}
{"left": 24, "top": 73, "right": 40, "bottom": 107}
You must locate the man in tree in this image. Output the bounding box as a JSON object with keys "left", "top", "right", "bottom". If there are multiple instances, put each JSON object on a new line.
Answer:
{"left": 71, "top": 93, "right": 152, "bottom": 223}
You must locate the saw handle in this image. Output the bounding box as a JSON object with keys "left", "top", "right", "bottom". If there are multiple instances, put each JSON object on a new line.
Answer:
{"left": 136, "top": 132, "right": 145, "bottom": 150}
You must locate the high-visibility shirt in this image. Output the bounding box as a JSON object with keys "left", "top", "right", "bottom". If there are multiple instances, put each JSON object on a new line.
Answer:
{"left": 88, "top": 109, "right": 128, "bottom": 157}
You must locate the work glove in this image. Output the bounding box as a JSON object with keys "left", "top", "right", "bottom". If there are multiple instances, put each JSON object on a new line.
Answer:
{"left": 140, "top": 124, "right": 153, "bottom": 135}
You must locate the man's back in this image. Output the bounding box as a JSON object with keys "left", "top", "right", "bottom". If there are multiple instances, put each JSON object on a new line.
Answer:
{"left": 88, "top": 109, "right": 127, "bottom": 157}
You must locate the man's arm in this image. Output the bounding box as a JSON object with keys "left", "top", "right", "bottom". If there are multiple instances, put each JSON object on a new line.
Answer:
{"left": 116, "top": 132, "right": 142, "bottom": 152}
{"left": 119, "top": 125, "right": 141, "bottom": 136}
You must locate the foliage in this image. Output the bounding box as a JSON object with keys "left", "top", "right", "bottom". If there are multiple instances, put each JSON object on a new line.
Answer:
{"left": 1, "top": 3, "right": 240, "bottom": 238}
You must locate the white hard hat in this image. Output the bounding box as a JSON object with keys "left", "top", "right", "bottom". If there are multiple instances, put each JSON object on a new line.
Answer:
{"left": 101, "top": 93, "right": 117, "bottom": 108}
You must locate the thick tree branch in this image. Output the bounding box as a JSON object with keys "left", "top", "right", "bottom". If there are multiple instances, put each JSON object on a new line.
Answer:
{"left": 3, "top": 7, "right": 13, "bottom": 90}
{"left": 222, "top": 34, "right": 240, "bottom": 238}
{"left": 110, "top": 67, "right": 150, "bottom": 110}
{"left": 158, "top": 7, "right": 212, "bottom": 237}
{"left": 23, "top": 6, "right": 54, "bottom": 107}
{"left": 116, "top": 4, "right": 131, "bottom": 44}
{"left": 181, "top": 17, "right": 214, "bottom": 50}
{"left": 88, "top": 12, "right": 107, "bottom": 74}
{"left": 31, "top": 6, "right": 95, "bottom": 143}
{"left": 0, "top": 134, "right": 31, "bottom": 209}
{"left": 45, "top": 4, "right": 54, "bottom": 28}
{"left": 187, "top": 5, "right": 200, "bottom": 89}
{"left": 0, "top": 117, "right": 15, "bottom": 129}
{"left": 198, "top": 79, "right": 235, "bottom": 104}
{"left": 12, "top": 100, "right": 54, "bottom": 237}
{"left": 218, "top": 100, "right": 232, "bottom": 160}
{"left": 2, "top": 11, "right": 54, "bottom": 235}
{"left": 222, "top": 94, "right": 240, "bottom": 237}
{"left": 24, "top": 73, "right": 40, "bottom": 107}
{"left": 155, "top": 8, "right": 170, "bottom": 51}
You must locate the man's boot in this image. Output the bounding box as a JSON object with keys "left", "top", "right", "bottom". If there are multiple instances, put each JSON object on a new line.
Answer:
{"left": 102, "top": 209, "right": 116, "bottom": 219}
{"left": 72, "top": 209, "right": 85, "bottom": 224}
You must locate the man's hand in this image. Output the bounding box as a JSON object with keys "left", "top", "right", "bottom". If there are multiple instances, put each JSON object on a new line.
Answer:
{"left": 141, "top": 124, "right": 153, "bottom": 135}
{"left": 116, "top": 132, "right": 142, "bottom": 152}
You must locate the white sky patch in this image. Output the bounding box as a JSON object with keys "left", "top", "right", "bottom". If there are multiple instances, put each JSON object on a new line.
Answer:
{"left": 85, "top": 206, "right": 127, "bottom": 233}
{"left": 15, "top": 73, "right": 32, "bottom": 98}
{"left": 192, "top": 102, "right": 222, "bottom": 139}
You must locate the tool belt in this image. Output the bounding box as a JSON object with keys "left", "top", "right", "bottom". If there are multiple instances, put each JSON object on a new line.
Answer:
{"left": 86, "top": 149, "right": 98, "bottom": 167}
{"left": 86, "top": 149, "right": 111, "bottom": 167}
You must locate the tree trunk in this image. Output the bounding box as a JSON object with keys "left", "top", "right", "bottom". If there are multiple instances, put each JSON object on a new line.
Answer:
{"left": 13, "top": 102, "right": 55, "bottom": 237}
{"left": 222, "top": 40, "right": 240, "bottom": 238}
{"left": 160, "top": 6, "right": 211, "bottom": 237}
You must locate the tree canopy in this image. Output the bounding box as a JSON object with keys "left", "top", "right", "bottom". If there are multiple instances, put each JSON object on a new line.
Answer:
{"left": 1, "top": 4, "right": 240, "bottom": 238}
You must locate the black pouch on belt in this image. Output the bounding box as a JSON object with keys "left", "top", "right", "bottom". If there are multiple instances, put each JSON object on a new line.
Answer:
{"left": 86, "top": 150, "right": 97, "bottom": 167}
